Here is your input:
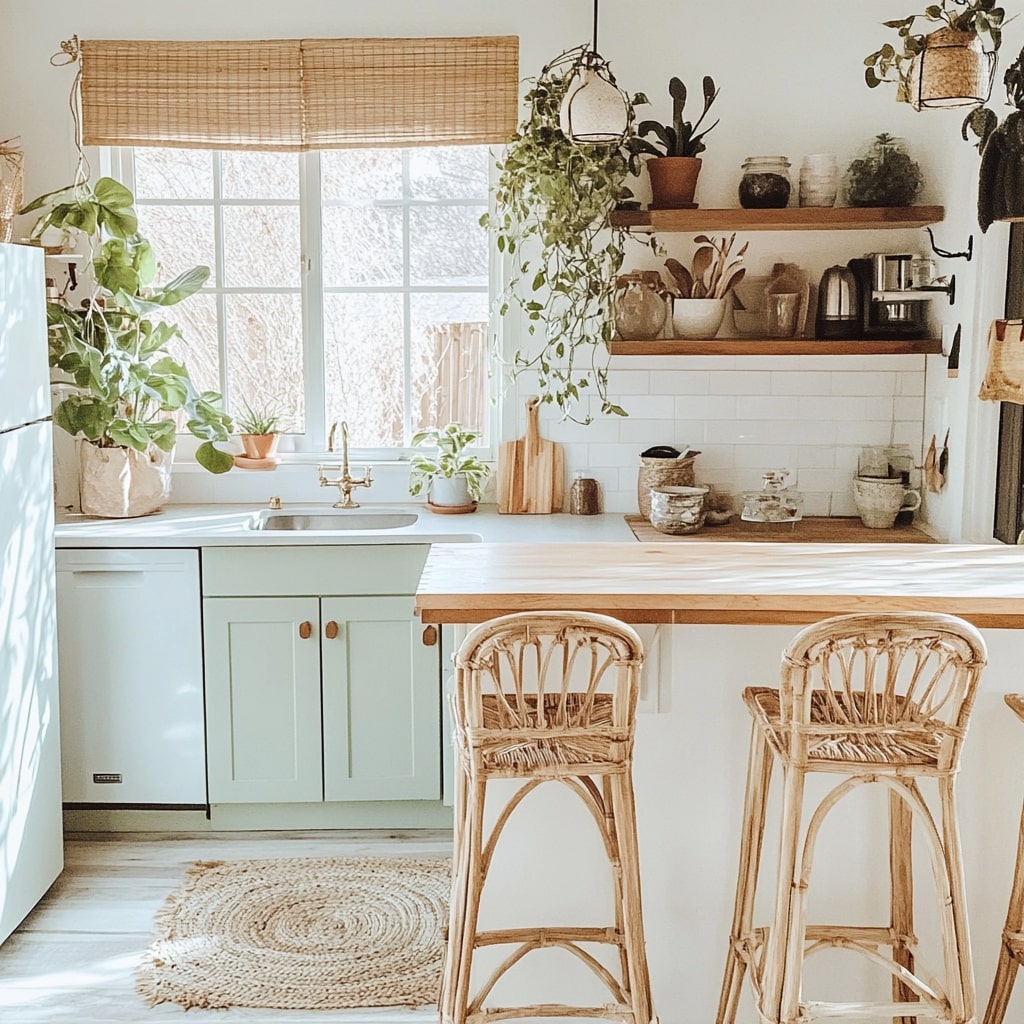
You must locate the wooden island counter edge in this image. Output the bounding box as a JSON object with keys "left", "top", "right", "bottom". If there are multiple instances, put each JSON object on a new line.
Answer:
{"left": 414, "top": 541, "right": 1024, "bottom": 629}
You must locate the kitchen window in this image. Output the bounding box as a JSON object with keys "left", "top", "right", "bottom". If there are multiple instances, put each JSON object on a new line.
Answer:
{"left": 112, "top": 145, "right": 493, "bottom": 453}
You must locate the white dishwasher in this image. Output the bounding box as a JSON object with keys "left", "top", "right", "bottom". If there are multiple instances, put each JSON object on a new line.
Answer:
{"left": 56, "top": 548, "right": 207, "bottom": 806}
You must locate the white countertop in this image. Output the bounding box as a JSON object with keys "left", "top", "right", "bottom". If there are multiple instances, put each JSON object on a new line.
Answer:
{"left": 54, "top": 503, "right": 637, "bottom": 547}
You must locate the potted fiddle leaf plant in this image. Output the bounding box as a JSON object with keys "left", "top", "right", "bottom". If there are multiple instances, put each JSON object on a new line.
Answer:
{"left": 863, "top": 0, "right": 1005, "bottom": 109}
{"left": 21, "top": 175, "right": 234, "bottom": 517}
{"left": 482, "top": 48, "right": 647, "bottom": 424}
{"left": 408, "top": 422, "right": 490, "bottom": 512}
{"left": 625, "top": 75, "right": 720, "bottom": 208}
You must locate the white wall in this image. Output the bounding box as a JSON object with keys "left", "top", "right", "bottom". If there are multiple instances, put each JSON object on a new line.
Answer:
{"left": 2, "top": 0, "right": 1019, "bottom": 532}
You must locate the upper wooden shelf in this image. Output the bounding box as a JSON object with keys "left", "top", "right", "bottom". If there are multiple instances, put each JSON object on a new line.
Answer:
{"left": 609, "top": 206, "right": 945, "bottom": 232}
{"left": 609, "top": 338, "right": 943, "bottom": 356}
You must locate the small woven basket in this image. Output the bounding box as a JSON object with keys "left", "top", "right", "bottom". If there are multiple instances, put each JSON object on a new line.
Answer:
{"left": 637, "top": 454, "right": 698, "bottom": 520}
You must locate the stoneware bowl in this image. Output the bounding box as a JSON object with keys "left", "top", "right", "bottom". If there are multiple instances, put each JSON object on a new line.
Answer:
{"left": 649, "top": 485, "right": 710, "bottom": 534}
{"left": 672, "top": 298, "right": 726, "bottom": 340}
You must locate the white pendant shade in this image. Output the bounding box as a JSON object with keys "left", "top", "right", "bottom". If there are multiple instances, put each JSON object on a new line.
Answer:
{"left": 559, "top": 66, "right": 628, "bottom": 144}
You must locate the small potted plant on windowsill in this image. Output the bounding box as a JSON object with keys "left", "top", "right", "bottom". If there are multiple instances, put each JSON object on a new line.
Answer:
{"left": 625, "top": 75, "right": 720, "bottom": 209}
{"left": 408, "top": 422, "right": 490, "bottom": 513}
{"left": 233, "top": 399, "right": 282, "bottom": 466}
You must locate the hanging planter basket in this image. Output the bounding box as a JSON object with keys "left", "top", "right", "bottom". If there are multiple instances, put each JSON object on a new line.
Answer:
{"left": 908, "top": 28, "right": 996, "bottom": 110}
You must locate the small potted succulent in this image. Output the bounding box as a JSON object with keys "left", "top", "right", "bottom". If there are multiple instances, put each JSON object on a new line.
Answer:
{"left": 626, "top": 75, "right": 720, "bottom": 208}
{"left": 234, "top": 399, "right": 282, "bottom": 461}
{"left": 408, "top": 422, "right": 490, "bottom": 512}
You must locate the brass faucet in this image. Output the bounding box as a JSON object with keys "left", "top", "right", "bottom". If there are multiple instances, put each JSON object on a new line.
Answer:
{"left": 318, "top": 420, "right": 372, "bottom": 508}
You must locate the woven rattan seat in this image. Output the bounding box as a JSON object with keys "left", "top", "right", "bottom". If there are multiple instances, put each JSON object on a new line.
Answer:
{"left": 981, "top": 694, "right": 1024, "bottom": 1024}
{"left": 717, "top": 612, "right": 987, "bottom": 1024}
{"left": 440, "top": 612, "right": 654, "bottom": 1024}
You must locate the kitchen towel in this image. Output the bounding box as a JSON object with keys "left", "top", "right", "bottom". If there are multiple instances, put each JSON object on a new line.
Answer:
{"left": 979, "top": 318, "right": 1024, "bottom": 403}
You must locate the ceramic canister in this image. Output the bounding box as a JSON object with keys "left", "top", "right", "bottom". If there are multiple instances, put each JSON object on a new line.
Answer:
{"left": 649, "top": 485, "right": 709, "bottom": 535}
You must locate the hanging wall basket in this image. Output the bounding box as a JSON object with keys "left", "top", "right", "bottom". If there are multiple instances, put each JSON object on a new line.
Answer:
{"left": 909, "top": 28, "right": 996, "bottom": 110}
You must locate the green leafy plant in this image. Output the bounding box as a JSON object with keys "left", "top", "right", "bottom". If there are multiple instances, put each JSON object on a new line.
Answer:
{"left": 21, "top": 176, "right": 233, "bottom": 472}
{"left": 843, "top": 134, "right": 924, "bottom": 206}
{"left": 977, "top": 47, "right": 1024, "bottom": 230}
{"left": 234, "top": 399, "right": 281, "bottom": 436}
{"left": 408, "top": 423, "right": 490, "bottom": 502}
{"left": 626, "top": 76, "right": 720, "bottom": 167}
{"left": 482, "top": 48, "right": 648, "bottom": 423}
{"left": 663, "top": 234, "right": 748, "bottom": 299}
{"left": 864, "top": 0, "right": 1006, "bottom": 103}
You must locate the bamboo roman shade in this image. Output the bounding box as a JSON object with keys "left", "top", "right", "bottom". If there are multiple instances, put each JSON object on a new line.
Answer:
{"left": 79, "top": 36, "right": 519, "bottom": 151}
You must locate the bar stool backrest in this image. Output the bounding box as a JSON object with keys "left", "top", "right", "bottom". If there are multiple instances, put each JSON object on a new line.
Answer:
{"left": 778, "top": 612, "right": 987, "bottom": 771}
{"left": 453, "top": 611, "right": 644, "bottom": 771}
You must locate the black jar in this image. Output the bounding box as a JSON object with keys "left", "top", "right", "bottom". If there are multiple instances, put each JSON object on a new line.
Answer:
{"left": 739, "top": 156, "right": 792, "bottom": 209}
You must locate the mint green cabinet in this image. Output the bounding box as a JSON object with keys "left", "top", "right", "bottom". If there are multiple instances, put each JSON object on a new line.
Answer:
{"left": 201, "top": 546, "right": 440, "bottom": 806}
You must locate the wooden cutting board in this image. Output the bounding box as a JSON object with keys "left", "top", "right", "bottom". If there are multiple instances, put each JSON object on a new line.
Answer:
{"left": 497, "top": 397, "right": 564, "bottom": 514}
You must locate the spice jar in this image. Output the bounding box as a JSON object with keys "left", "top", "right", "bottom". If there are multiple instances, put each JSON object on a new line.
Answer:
{"left": 614, "top": 271, "right": 668, "bottom": 340}
{"left": 739, "top": 156, "right": 792, "bottom": 209}
{"left": 569, "top": 472, "right": 600, "bottom": 515}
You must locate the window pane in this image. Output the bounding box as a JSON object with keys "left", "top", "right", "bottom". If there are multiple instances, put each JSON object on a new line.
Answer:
{"left": 222, "top": 152, "right": 299, "bottom": 200}
{"left": 409, "top": 206, "right": 487, "bottom": 287}
{"left": 410, "top": 294, "right": 489, "bottom": 438}
{"left": 322, "top": 206, "right": 403, "bottom": 287}
{"left": 225, "top": 294, "right": 305, "bottom": 433}
{"left": 222, "top": 206, "right": 301, "bottom": 287}
{"left": 134, "top": 148, "right": 213, "bottom": 199}
{"left": 324, "top": 293, "right": 404, "bottom": 447}
{"left": 165, "top": 293, "right": 220, "bottom": 395}
{"left": 409, "top": 146, "right": 489, "bottom": 200}
{"left": 322, "top": 150, "right": 402, "bottom": 200}
{"left": 136, "top": 205, "right": 217, "bottom": 285}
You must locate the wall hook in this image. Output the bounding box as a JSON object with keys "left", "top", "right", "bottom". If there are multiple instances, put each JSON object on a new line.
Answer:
{"left": 926, "top": 227, "right": 973, "bottom": 262}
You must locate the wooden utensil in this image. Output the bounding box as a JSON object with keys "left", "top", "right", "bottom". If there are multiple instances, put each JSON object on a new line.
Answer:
{"left": 497, "top": 397, "right": 564, "bottom": 514}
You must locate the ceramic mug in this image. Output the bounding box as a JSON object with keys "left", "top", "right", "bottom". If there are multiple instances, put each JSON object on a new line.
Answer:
{"left": 852, "top": 476, "right": 922, "bottom": 529}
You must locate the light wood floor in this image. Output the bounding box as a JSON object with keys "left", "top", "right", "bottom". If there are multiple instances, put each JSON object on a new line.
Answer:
{"left": 0, "top": 830, "right": 453, "bottom": 1024}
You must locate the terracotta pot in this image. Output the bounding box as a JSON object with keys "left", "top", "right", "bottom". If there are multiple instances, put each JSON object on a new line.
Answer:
{"left": 908, "top": 28, "right": 996, "bottom": 110}
{"left": 241, "top": 433, "right": 280, "bottom": 459}
{"left": 647, "top": 156, "right": 702, "bottom": 209}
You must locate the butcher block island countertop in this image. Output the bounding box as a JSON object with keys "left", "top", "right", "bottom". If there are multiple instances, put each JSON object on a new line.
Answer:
{"left": 414, "top": 541, "right": 1024, "bottom": 628}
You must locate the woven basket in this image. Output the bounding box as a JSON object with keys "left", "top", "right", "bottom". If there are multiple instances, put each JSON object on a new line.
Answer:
{"left": 637, "top": 454, "right": 698, "bottom": 520}
{"left": 0, "top": 141, "right": 23, "bottom": 244}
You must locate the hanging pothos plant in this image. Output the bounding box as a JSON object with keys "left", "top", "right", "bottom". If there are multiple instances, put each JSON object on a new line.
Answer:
{"left": 482, "top": 50, "right": 649, "bottom": 422}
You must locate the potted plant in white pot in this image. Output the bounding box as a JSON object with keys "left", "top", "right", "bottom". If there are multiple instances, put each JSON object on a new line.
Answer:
{"left": 21, "top": 175, "right": 233, "bottom": 517}
{"left": 408, "top": 422, "right": 490, "bottom": 513}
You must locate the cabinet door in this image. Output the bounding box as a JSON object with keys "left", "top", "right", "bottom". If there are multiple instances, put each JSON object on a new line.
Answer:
{"left": 321, "top": 596, "right": 440, "bottom": 802}
{"left": 204, "top": 597, "right": 322, "bottom": 803}
{"left": 56, "top": 549, "right": 206, "bottom": 804}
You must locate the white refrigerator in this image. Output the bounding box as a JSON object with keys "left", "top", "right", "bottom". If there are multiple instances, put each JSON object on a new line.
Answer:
{"left": 0, "top": 242, "right": 63, "bottom": 945}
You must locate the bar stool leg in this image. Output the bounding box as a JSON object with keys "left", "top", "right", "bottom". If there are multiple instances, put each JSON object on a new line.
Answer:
{"left": 889, "top": 790, "right": 917, "bottom": 1024}
{"left": 761, "top": 764, "right": 808, "bottom": 1024}
{"left": 717, "top": 722, "right": 774, "bottom": 1024}
{"left": 941, "top": 780, "right": 975, "bottom": 1024}
{"left": 982, "top": 795, "right": 1024, "bottom": 1024}
{"left": 440, "top": 765, "right": 471, "bottom": 1024}
{"left": 608, "top": 769, "right": 655, "bottom": 1024}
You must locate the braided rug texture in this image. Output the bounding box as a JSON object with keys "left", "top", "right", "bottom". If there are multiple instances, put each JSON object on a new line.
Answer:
{"left": 136, "top": 856, "right": 451, "bottom": 1010}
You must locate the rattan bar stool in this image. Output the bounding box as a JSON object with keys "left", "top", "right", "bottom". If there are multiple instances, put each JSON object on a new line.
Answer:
{"left": 981, "top": 694, "right": 1024, "bottom": 1024}
{"left": 439, "top": 611, "right": 655, "bottom": 1024}
{"left": 716, "top": 612, "right": 987, "bottom": 1024}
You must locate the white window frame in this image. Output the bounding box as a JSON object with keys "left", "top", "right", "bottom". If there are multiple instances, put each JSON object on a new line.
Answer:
{"left": 104, "top": 146, "right": 500, "bottom": 463}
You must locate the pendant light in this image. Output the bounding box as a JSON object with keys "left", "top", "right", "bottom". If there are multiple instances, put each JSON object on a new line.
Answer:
{"left": 559, "top": 0, "right": 629, "bottom": 144}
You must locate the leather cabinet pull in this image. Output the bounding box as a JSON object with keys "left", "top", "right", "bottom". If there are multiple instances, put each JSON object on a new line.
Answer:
{"left": 422, "top": 625, "right": 438, "bottom": 647}
{"left": 325, "top": 620, "right": 340, "bottom": 640}
{"left": 298, "top": 621, "right": 313, "bottom": 640}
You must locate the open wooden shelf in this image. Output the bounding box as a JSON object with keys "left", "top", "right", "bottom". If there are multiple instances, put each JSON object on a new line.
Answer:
{"left": 609, "top": 338, "right": 943, "bottom": 356}
{"left": 609, "top": 206, "right": 945, "bottom": 232}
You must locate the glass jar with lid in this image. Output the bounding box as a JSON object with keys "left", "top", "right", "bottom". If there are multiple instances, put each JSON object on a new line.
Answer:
{"left": 738, "top": 156, "right": 792, "bottom": 209}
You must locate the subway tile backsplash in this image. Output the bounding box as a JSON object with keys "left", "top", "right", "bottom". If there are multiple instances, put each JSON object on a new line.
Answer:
{"left": 512, "top": 355, "right": 929, "bottom": 516}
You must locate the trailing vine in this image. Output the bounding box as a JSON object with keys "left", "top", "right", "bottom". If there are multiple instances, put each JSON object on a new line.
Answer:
{"left": 483, "top": 49, "right": 648, "bottom": 423}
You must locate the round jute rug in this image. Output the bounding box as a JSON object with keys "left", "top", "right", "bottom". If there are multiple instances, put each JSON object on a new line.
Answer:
{"left": 136, "top": 855, "right": 451, "bottom": 1011}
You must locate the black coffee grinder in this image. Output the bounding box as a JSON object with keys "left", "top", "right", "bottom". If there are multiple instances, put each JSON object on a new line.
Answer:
{"left": 848, "top": 254, "right": 929, "bottom": 339}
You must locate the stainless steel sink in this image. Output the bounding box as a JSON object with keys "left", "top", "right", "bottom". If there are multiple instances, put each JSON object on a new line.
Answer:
{"left": 255, "top": 512, "right": 419, "bottom": 531}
